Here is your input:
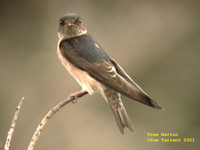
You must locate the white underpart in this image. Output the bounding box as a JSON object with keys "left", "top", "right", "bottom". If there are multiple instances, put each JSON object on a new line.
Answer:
{"left": 57, "top": 39, "right": 105, "bottom": 95}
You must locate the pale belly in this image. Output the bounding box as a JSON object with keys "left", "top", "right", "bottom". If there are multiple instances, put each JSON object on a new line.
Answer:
{"left": 57, "top": 47, "right": 104, "bottom": 95}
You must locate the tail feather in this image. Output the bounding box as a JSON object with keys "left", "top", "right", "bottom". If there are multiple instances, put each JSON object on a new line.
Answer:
{"left": 118, "top": 104, "right": 134, "bottom": 132}
{"left": 103, "top": 88, "right": 134, "bottom": 134}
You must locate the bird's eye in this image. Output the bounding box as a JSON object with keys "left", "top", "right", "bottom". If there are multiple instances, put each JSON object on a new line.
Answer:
{"left": 75, "top": 18, "right": 81, "bottom": 25}
{"left": 59, "top": 20, "right": 65, "bottom": 26}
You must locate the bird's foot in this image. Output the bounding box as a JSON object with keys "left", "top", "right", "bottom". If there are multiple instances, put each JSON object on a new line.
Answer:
{"left": 69, "top": 90, "right": 88, "bottom": 104}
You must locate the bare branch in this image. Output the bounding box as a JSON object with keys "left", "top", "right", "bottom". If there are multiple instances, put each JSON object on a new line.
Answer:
{"left": 27, "top": 91, "right": 88, "bottom": 150}
{"left": 4, "top": 97, "right": 25, "bottom": 150}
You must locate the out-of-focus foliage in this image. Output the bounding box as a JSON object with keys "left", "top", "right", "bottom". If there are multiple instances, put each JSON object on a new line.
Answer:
{"left": 0, "top": 0, "right": 199, "bottom": 149}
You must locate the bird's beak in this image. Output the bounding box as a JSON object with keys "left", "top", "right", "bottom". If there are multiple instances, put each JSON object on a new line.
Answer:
{"left": 67, "top": 22, "right": 73, "bottom": 27}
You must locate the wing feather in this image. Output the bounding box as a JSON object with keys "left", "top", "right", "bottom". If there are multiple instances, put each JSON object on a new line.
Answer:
{"left": 59, "top": 37, "right": 164, "bottom": 110}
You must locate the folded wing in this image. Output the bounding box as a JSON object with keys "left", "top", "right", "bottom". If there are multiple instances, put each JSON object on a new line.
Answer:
{"left": 60, "top": 38, "right": 164, "bottom": 110}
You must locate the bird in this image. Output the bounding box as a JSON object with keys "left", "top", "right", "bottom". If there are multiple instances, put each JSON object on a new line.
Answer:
{"left": 57, "top": 13, "right": 164, "bottom": 134}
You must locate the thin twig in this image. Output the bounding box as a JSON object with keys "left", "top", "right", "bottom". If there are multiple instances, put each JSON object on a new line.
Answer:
{"left": 4, "top": 97, "right": 25, "bottom": 150}
{"left": 27, "top": 91, "right": 88, "bottom": 150}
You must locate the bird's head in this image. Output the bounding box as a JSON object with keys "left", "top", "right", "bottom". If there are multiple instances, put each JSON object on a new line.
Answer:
{"left": 58, "top": 13, "right": 87, "bottom": 39}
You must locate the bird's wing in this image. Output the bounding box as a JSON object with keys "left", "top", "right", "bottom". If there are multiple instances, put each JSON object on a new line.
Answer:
{"left": 109, "top": 57, "right": 164, "bottom": 110}
{"left": 59, "top": 38, "right": 163, "bottom": 110}
{"left": 110, "top": 57, "right": 149, "bottom": 97}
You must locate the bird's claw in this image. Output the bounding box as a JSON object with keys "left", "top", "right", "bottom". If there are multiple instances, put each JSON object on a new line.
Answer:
{"left": 69, "top": 90, "right": 88, "bottom": 104}
{"left": 69, "top": 93, "right": 79, "bottom": 104}
{"left": 72, "top": 98, "right": 78, "bottom": 104}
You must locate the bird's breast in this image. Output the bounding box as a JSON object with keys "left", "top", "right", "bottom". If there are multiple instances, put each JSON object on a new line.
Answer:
{"left": 57, "top": 41, "right": 103, "bottom": 95}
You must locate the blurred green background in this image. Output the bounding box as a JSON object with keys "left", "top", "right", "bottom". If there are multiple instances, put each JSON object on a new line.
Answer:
{"left": 0, "top": 0, "right": 200, "bottom": 149}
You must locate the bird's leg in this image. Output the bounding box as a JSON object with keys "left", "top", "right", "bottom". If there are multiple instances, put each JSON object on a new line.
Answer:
{"left": 69, "top": 90, "right": 88, "bottom": 104}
